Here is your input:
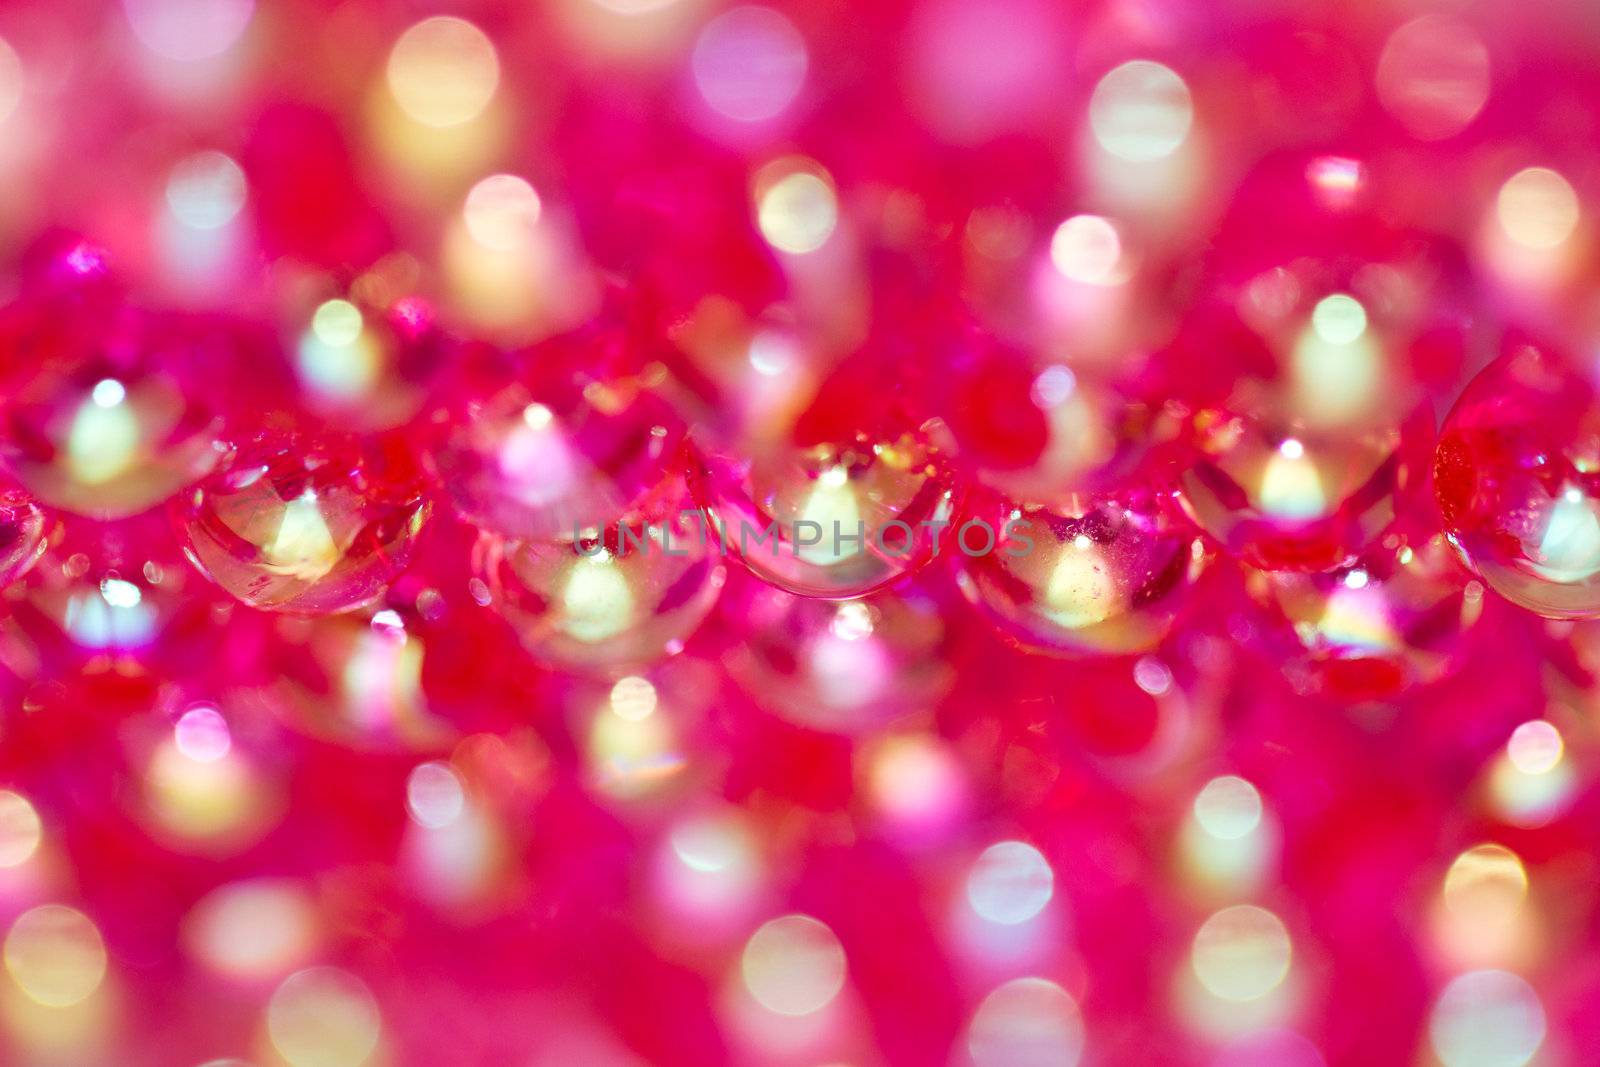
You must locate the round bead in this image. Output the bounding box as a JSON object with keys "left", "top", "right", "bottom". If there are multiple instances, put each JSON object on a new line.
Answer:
{"left": 176, "top": 431, "right": 431, "bottom": 615}
{"left": 429, "top": 341, "right": 685, "bottom": 542}
{"left": 0, "top": 309, "right": 227, "bottom": 519}
{"left": 477, "top": 467, "right": 724, "bottom": 670}
{"left": 692, "top": 426, "right": 958, "bottom": 599}
{"left": 724, "top": 577, "right": 954, "bottom": 733}
{"left": 1435, "top": 340, "right": 1600, "bottom": 618}
{"left": 1246, "top": 534, "right": 1482, "bottom": 698}
{"left": 955, "top": 486, "right": 1206, "bottom": 655}
{"left": 1165, "top": 155, "right": 1465, "bottom": 572}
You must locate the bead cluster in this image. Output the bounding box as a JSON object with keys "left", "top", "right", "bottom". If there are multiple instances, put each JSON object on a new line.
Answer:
{"left": 0, "top": 2, "right": 1598, "bottom": 1066}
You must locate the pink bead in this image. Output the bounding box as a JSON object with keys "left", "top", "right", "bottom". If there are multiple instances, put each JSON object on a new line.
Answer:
{"left": 0, "top": 304, "right": 229, "bottom": 519}
{"left": 1246, "top": 534, "right": 1482, "bottom": 699}
{"left": 176, "top": 430, "right": 431, "bottom": 615}
{"left": 0, "top": 488, "right": 50, "bottom": 590}
{"left": 692, "top": 426, "right": 958, "bottom": 599}
{"left": 955, "top": 485, "right": 1207, "bottom": 655}
{"left": 429, "top": 322, "right": 687, "bottom": 542}
{"left": 1164, "top": 154, "right": 1466, "bottom": 572}
{"left": 1436, "top": 339, "right": 1600, "bottom": 618}
{"left": 475, "top": 465, "right": 725, "bottom": 670}
{"left": 723, "top": 574, "right": 954, "bottom": 733}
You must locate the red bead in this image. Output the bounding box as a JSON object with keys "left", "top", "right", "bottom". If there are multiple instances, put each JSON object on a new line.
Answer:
{"left": 1436, "top": 339, "right": 1600, "bottom": 618}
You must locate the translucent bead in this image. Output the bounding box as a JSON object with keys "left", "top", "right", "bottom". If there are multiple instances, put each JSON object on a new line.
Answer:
{"left": 477, "top": 470, "right": 724, "bottom": 670}
{"left": 6, "top": 514, "right": 199, "bottom": 666}
{"left": 429, "top": 335, "right": 686, "bottom": 542}
{"left": 1166, "top": 155, "right": 1465, "bottom": 572}
{"left": 177, "top": 431, "right": 431, "bottom": 615}
{"left": 724, "top": 577, "right": 954, "bottom": 733}
{"left": 1435, "top": 341, "right": 1600, "bottom": 618}
{"left": 0, "top": 310, "right": 227, "bottom": 519}
{"left": 0, "top": 489, "right": 49, "bottom": 589}
{"left": 1179, "top": 403, "right": 1435, "bottom": 573}
{"left": 1246, "top": 535, "right": 1482, "bottom": 698}
{"left": 955, "top": 486, "right": 1206, "bottom": 655}
{"left": 692, "top": 426, "right": 959, "bottom": 599}
{"left": 292, "top": 292, "right": 452, "bottom": 430}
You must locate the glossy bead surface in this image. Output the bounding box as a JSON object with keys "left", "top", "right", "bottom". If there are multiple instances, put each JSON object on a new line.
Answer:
{"left": 956, "top": 487, "right": 1206, "bottom": 655}
{"left": 1246, "top": 535, "right": 1482, "bottom": 698}
{"left": 0, "top": 309, "right": 227, "bottom": 519}
{"left": 724, "top": 578, "right": 954, "bottom": 733}
{"left": 1435, "top": 341, "right": 1600, "bottom": 618}
{"left": 177, "top": 431, "right": 431, "bottom": 615}
{"left": 692, "top": 426, "right": 958, "bottom": 599}
{"left": 477, "top": 471, "right": 724, "bottom": 670}
{"left": 429, "top": 343, "right": 685, "bottom": 543}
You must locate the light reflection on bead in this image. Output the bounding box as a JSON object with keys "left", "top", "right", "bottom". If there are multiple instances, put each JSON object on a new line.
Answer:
{"left": 173, "top": 703, "right": 231, "bottom": 762}
{"left": 966, "top": 841, "right": 1054, "bottom": 925}
{"left": 1247, "top": 535, "right": 1480, "bottom": 697}
{"left": 1191, "top": 905, "right": 1292, "bottom": 1003}
{"left": 0, "top": 350, "right": 225, "bottom": 520}
{"left": 740, "top": 914, "right": 846, "bottom": 1017}
{"left": 957, "top": 487, "right": 1205, "bottom": 655}
{"left": 267, "top": 966, "right": 382, "bottom": 1067}
{"left": 463, "top": 174, "right": 542, "bottom": 251}
{"left": 3, "top": 905, "right": 106, "bottom": 1008}
{"left": 166, "top": 150, "right": 247, "bottom": 230}
{"left": 406, "top": 761, "right": 465, "bottom": 828}
{"left": 1429, "top": 970, "right": 1545, "bottom": 1067}
{"left": 1436, "top": 342, "right": 1600, "bottom": 618}
{"left": 387, "top": 17, "right": 500, "bottom": 128}
{"left": 1374, "top": 16, "right": 1491, "bottom": 141}
{"left": 1496, "top": 168, "right": 1579, "bottom": 252}
{"left": 123, "top": 0, "right": 255, "bottom": 62}
{"left": 1506, "top": 721, "right": 1563, "bottom": 774}
{"left": 691, "top": 6, "right": 807, "bottom": 124}
{"left": 179, "top": 432, "right": 431, "bottom": 614}
{"left": 182, "top": 879, "right": 319, "bottom": 980}
{"left": 1432, "top": 844, "right": 1531, "bottom": 969}
{"left": 1049, "top": 214, "right": 1124, "bottom": 286}
{"left": 1180, "top": 776, "right": 1276, "bottom": 895}
{"left": 1089, "top": 60, "right": 1192, "bottom": 163}
{"left": 0, "top": 791, "right": 41, "bottom": 868}
{"left": 755, "top": 158, "right": 838, "bottom": 255}
{"left": 694, "top": 429, "right": 957, "bottom": 599}
{"left": 1193, "top": 776, "right": 1261, "bottom": 840}
{"left": 478, "top": 486, "right": 724, "bottom": 669}
{"left": 966, "top": 977, "right": 1085, "bottom": 1067}
{"left": 729, "top": 584, "right": 953, "bottom": 732}
{"left": 1487, "top": 718, "right": 1575, "bottom": 828}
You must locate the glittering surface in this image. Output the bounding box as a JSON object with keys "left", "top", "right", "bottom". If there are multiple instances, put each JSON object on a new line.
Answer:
{"left": 0, "top": 2, "right": 1598, "bottom": 1066}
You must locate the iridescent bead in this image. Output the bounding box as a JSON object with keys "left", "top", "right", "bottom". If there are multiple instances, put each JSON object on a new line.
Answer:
{"left": 1246, "top": 535, "right": 1482, "bottom": 698}
{"left": 176, "top": 430, "right": 431, "bottom": 615}
{"left": 476, "top": 468, "right": 724, "bottom": 670}
{"left": 955, "top": 486, "right": 1206, "bottom": 655}
{"left": 692, "top": 425, "right": 958, "bottom": 599}
{"left": 1435, "top": 340, "right": 1600, "bottom": 618}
